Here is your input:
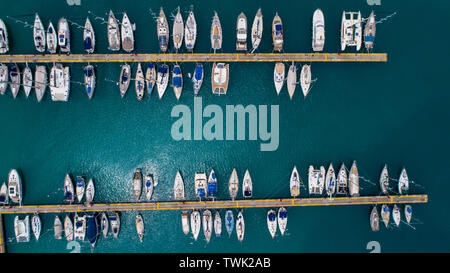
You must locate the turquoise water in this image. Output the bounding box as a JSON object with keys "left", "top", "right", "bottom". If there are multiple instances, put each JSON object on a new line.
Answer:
{"left": 1, "top": 0, "right": 450, "bottom": 253}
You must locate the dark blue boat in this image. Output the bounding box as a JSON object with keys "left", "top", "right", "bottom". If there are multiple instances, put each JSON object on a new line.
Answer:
{"left": 86, "top": 212, "right": 98, "bottom": 248}
{"left": 207, "top": 170, "right": 217, "bottom": 198}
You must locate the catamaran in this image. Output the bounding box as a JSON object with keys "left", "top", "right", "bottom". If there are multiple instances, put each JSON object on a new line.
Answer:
{"left": 181, "top": 211, "right": 190, "bottom": 235}
{"left": 236, "top": 13, "right": 247, "bottom": 51}
{"left": 64, "top": 215, "right": 73, "bottom": 241}
{"left": 210, "top": 12, "right": 222, "bottom": 53}
{"left": 145, "top": 63, "right": 156, "bottom": 96}
{"left": 0, "top": 64, "right": 8, "bottom": 95}
{"left": 157, "top": 8, "right": 169, "bottom": 52}
{"left": 109, "top": 212, "right": 120, "bottom": 238}
{"left": 392, "top": 204, "right": 401, "bottom": 227}
{"left": 267, "top": 210, "right": 277, "bottom": 238}
{"left": 84, "top": 64, "right": 95, "bottom": 99}
{"left": 207, "top": 169, "right": 218, "bottom": 199}
{"left": 381, "top": 204, "right": 390, "bottom": 228}
{"left": 172, "top": 64, "right": 183, "bottom": 100}
{"left": 274, "top": 62, "right": 285, "bottom": 95}
{"left": 370, "top": 206, "right": 380, "bottom": 232}
{"left": 287, "top": 63, "right": 297, "bottom": 99}
{"left": 121, "top": 13, "right": 134, "bottom": 52}
{"left": 172, "top": 7, "right": 184, "bottom": 51}
{"left": 325, "top": 164, "right": 336, "bottom": 197}
{"left": 364, "top": 11, "right": 376, "bottom": 51}
{"left": 63, "top": 173, "right": 74, "bottom": 203}
{"left": 379, "top": 165, "right": 389, "bottom": 195}
{"left": 272, "top": 13, "right": 283, "bottom": 52}
{"left": 49, "top": 63, "right": 70, "bottom": 101}
{"left": 14, "top": 216, "right": 30, "bottom": 242}
{"left": 203, "top": 210, "right": 213, "bottom": 243}
{"left": 133, "top": 168, "right": 143, "bottom": 201}
{"left": 236, "top": 211, "right": 245, "bottom": 242}
{"left": 35, "top": 65, "right": 47, "bottom": 102}
{"left": 290, "top": 166, "right": 300, "bottom": 197}
{"left": 75, "top": 176, "right": 85, "bottom": 203}
{"left": 211, "top": 62, "right": 229, "bottom": 95}
{"left": 308, "top": 165, "right": 325, "bottom": 195}
{"left": 278, "top": 207, "right": 288, "bottom": 236}
{"left": 8, "top": 169, "right": 22, "bottom": 204}
{"left": 74, "top": 213, "right": 86, "bottom": 241}
{"left": 174, "top": 170, "right": 185, "bottom": 200}
{"left": 398, "top": 168, "right": 409, "bottom": 195}
{"left": 23, "top": 65, "right": 33, "bottom": 98}
{"left": 100, "top": 212, "right": 109, "bottom": 238}
{"left": 349, "top": 161, "right": 359, "bottom": 197}
{"left": 190, "top": 210, "right": 201, "bottom": 240}
{"left": 83, "top": 17, "right": 95, "bottom": 54}
{"left": 0, "top": 183, "right": 8, "bottom": 205}
{"left": 135, "top": 63, "right": 145, "bottom": 100}
{"left": 192, "top": 63, "right": 204, "bottom": 95}
{"left": 251, "top": 8, "right": 263, "bottom": 53}
{"left": 312, "top": 9, "right": 325, "bottom": 51}
{"left": 144, "top": 174, "right": 154, "bottom": 201}
{"left": 9, "top": 64, "right": 20, "bottom": 99}
{"left": 0, "top": 19, "right": 9, "bottom": 53}
{"left": 57, "top": 18, "right": 70, "bottom": 53}
{"left": 242, "top": 169, "right": 253, "bottom": 198}
{"left": 31, "top": 213, "right": 41, "bottom": 240}
{"left": 33, "top": 14, "right": 46, "bottom": 52}
{"left": 336, "top": 163, "right": 348, "bottom": 195}
{"left": 300, "top": 64, "right": 311, "bottom": 97}
{"left": 54, "top": 215, "right": 63, "bottom": 240}
{"left": 46, "top": 22, "right": 57, "bottom": 53}
{"left": 107, "top": 10, "right": 120, "bottom": 51}
{"left": 85, "top": 178, "right": 95, "bottom": 205}
{"left": 156, "top": 64, "right": 169, "bottom": 99}
{"left": 225, "top": 210, "right": 234, "bottom": 237}
{"left": 119, "top": 63, "right": 131, "bottom": 97}
{"left": 185, "top": 10, "right": 197, "bottom": 51}
{"left": 214, "top": 211, "right": 222, "bottom": 237}
{"left": 136, "top": 213, "right": 144, "bottom": 242}
{"left": 195, "top": 172, "right": 207, "bottom": 200}
{"left": 341, "top": 11, "right": 362, "bottom": 51}
{"left": 228, "top": 168, "right": 239, "bottom": 200}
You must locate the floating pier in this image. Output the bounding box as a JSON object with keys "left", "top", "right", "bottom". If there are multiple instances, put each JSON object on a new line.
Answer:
{"left": 0, "top": 194, "right": 427, "bottom": 214}
{"left": 0, "top": 53, "right": 387, "bottom": 64}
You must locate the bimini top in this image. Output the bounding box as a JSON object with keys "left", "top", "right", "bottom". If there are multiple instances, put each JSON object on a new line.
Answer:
{"left": 194, "top": 65, "right": 203, "bottom": 80}
{"left": 158, "top": 65, "right": 168, "bottom": 73}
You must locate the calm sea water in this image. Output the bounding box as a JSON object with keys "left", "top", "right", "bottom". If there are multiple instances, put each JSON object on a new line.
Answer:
{"left": 1, "top": 0, "right": 450, "bottom": 253}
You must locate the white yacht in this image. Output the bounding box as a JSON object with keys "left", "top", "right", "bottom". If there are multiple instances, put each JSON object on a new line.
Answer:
{"left": 121, "top": 13, "right": 134, "bottom": 52}
{"left": 57, "top": 18, "right": 70, "bottom": 53}
{"left": 14, "top": 216, "right": 30, "bottom": 242}
{"left": 214, "top": 211, "right": 222, "bottom": 237}
{"left": 267, "top": 210, "right": 277, "bottom": 238}
{"left": 236, "top": 13, "right": 247, "bottom": 51}
{"left": 349, "top": 161, "right": 359, "bottom": 197}
{"left": 136, "top": 213, "right": 144, "bottom": 242}
{"left": 228, "top": 168, "right": 239, "bottom": 200}
{"left": 85, "top": 178, "right": 95, "bottom": 205}
{"left": 0, "top": 19, "right": 9, "bottom": 53}
{"left": 300, "top": 64, "right": 311, "bottom": 97}
{"left": 74, "top": 214, "right": 86, "bottom": 241}
{"left": 8, "top": 169, "right": 22, "bottom": 204}
{"left": 290, "top": 166, "right": 300, "bottom": 197}
{"left": 31, "top": 214, "right": 41, "bottom": 240}
{"left": 312, "top": 9, "right": 325, "bottom": 51}
{"left": 33, "top": 14, "right": 46, "bottom": 52}
{"left": 46, "top": 22, "right": 57, "bottom": 53}
{"left": 101, "top": 212, "right": 109, "bottom": 238}
{"left": 287, "top": 63, "right": 297, "bottom": 99}
{"left": 272, "top": 13, "right": 283, "bottom": 52}
{"left": 23, "top": 65, "right": 33, "bottom": 98}
{"left": 398, "top": 168, "right": 409, "bottom": 195}
{"left": 181, "top": 211, "right": 190, "bottom": 235}
{"left": 84, "top": 64, "right": 95, "bottom": 99}
{"left": 203, "top": 210, "right": 213, "bottom": 243}
{"left": 405, "top": 205, "right": 413, "bottom": 224}
{"left": 185, "top": 11, "right": 197, "bottom": 51}
{"left": 381, "top": 204, "right": 390, "bottom": 228}
{"left": 341, "top": 11, "right": 362, "bottom": 51}
{"left": 49, "top": 63, "right": 70, "bottom": 101}
{"left": 156, "top": 64, "right": 169, "bottom": 99}
{"left": 63, "top": 173, "right": 74, "bottom": 203}
{"left": 133, "top": 168, "right": 143, "bottom": 201}
{"left": 364, "top": 11, "right": 376, "bottom": 51}
{"left": 9, "top": 64, "right": 20, "bottom": 99}
{"left": 64, "top": 215, "right": 73, "bottom": 241}
{"left": 277, "top": 207, "right": 288, "bottom": 236}
{"left": 0, "top": 183, "right": 8, "bottom": 205}
{"left": 0, "top": 64, "right": 8, "bottom": 95}
{"left": 210, "top": 12, "right": 222, "bottom": 53}
{"left": 190, "top": 210, "right": 201, "bottom": 240}
{"left": 109, "top": 212, "right": 120, "bottom": 238}
{"left": 107, "top": 10, "right": 120, "bottom": 51}
{"left": 273, "top": 62, "right": 285, "bottom": 95}
{"left": 308, "top": 165, "right": 325, "bottom": 195}
{"left": 242, "top": 169, "right": 253, "bottom": 198}
{"left": 83, "top": 17, "right": 95, "bottom": 53}
{"left": 236, "top": 211, "right": 245, "bottom": 242}
{"left": 119, "top": 63, "right": 131, "bottom": 97}
{"left": 392, "top": 204, "right": 401, "bottom": 227}
{"left": 174, "top": 170, "right": 185, "bottom": 200}
{"left": 172, "top": 7, "right": 184, "bottom": 51}
{"left": 336, "top": 163, "right": 348, "bottom": 194}
{"left": 75, "top": 176, "right": 85, "bottom": 203}
{"left": 172, "top": 64, "right": 183, "bottom": 100}
{"left": 144, "top": 174, "right": 154, "bottom": 201}
{"left": 54, "top": 215, "right": 63, "bottom": 240}
{"left": 157, "top": 7, "right": 169, "bottom": 52}
{"left": 379, "top": 165, "right": 389, "bottom": 195}
{"left": 211, "top": 62, "right": 229, "bottom": 95}
{"left": 251, "top": 9, "right": 263, "bottom": 53}
{"left": 135, "top": 63, "right": 145, "bottom": 100}
{"left": 34, "top": 65, "right": 47, "bottom": 102}
{"left": 325, "top": 163, "right": 336, "bottom": 197}
{"left": 370, "top": 206, "right": 380, "bottom": 232}
{"left": 145, "top": 63, "right": 156, "bottom": 96}
{"left": 195, "top": 172, "right": 207, "bottom": 200}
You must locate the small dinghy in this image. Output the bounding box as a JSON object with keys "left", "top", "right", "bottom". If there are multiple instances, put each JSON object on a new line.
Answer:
{"left": 0, "top": 182, "right": 8, "bottom": 205}
{"left": 379, "top": 165, "right": 389, "bottom": 195}
{"left": 119, "top": 64, "right": 131, "bottom": 98}
{"left": 46, "top": 22, "right": 57, "bottom": 53}
{"left": 349, "top": 161, "right": 360, "bottom": 197}
{"left": 300, "top": 64, "right": 311, "bottom": 98}
{"left": 100, "top": 212, "right": 109, "bottom": 238}
{"left": 185, "top": 10, "right": 197, "bottom": 51}
{"left": 398, "top": 168, "right": 409, "bottom": 195}
{"left": 312, "top": 9, "right": 325, "bottom": 51}
{"left": 63, "top": 173, "right": 74, "bottom": 203}
{"left": 290, "top": 166, "right": 300, "bottom": 197}
{"left": 236, "top": 12, "right": 247, "bottom": 51}
{"left": 145, "top": 63, "right": 156, "bottom": 96}
{"left": 214, "top": 211, "right": 222, "bottom": 237}
{"left": 195, "top": 172, "right": 207, "bottom": 200}
{"left": 172, "top": 64, "right": 183, "bottom": 100}
{"left": 74, "top": 213, "right": 86, "bottom": 241}
{"left": 33, "top": 14, "right": 46, "bottom": 52}
{"left": 109, "top": 212, "right": 120, "bottom": 238}
{"left": 133, "top": 168, "right": 143, "bottom": 201}
{"left": 156, "top": 64, "right": 169, "bottom": 99}
{"left": 136, "top": 213, "right": 144, "bottom": 242}
{"left": 85, "top": 178, "right": 95, "bottom": 205}
{"left": 121, "top": 13, "right": 134, "bottom": 52}
{"left": 278, "top": 207, "right": 288, "bottom": 236}
{"left": 272, "top": 12, "right": 283, "bottom": 52}
{"left": 86, "top": 213, "right": 98, "bottom": 248}
{"left": 84, "top": 64, "right": 96, "bottom": 99}
{"left": 34, "top": 65, "right": 47, "bottom": 102}
{"left": 392, "top": 204, "right": 401, "bottom": 227}
{"left": 0, "top": 64, "right": 8, "bottom": 95}
{"left": 287, "top": 63, "right": 297, "bottom": 99}
{"left": 181, "top": 211, "right": 190, "bottom": 235}
{"left": 267, "top": 210, "right": 277, "bottom": 238}
{"left": 364, "top": 11, "right": 376, "bottom": 51}
{"left": 57, "top": 18, "right": 70, "bottom": 53}
{"left": 174, "top": 170, "right": 185, "bottom": 200}
{"left": 9, "top": 64, "right": 21, "bottom": 99}
{"left": 325, "top": 163, "right": 336, "bottom": 197}
{"left": 405, "top": 205, "right": 413, "bottom": 224}
{"left": 75, "top": 176, "right": 85, "bottom": 203}
{"left": 144, "top": 174, "right": 154, "bottom": 201}
{"left": 225, "top": 210, "right": 234, "bottom": 237}
{"left": 210, "top": 12, "right": 222, "bottom": 53}
{"left": 370, "top": 206, "right": 380, "bottom": 232}
{"left": 23, "top": 65, "right": 33, "bottom": 98}
{"left": 31, "top": 213, "right": 41, "bottom": 240}
{"left": 83, "top": 17, "right": 95, "bottom": 54}
{"left": 228, "top": 168, "right": 239, "bottom": 200}
{"left": 54, "top": 215, "right": 63, "bottom": 240}
{"left": 190, "top": 210, "right": 201, "bottom": 240}
{"left": 14, "top": 216, "right": 30, "bottom": 242}
{"left": 207, "top": 169, "right": 218, "bottom": 199}
{"left": 336, "top": 163, "right": 348, "bottom": 195}
{"left": 203, "top": 210, "right": 213, "bottom": 243}
{"left": 157, "top": 7, "right": 169, "bottom": 52}
{"left": 192, "top": 63, "right": 204, "bottom": 96}
{"left": 135, "top": 63, "right": 145, "bottom": 100}
{"left": 107, "top": 10, "right": 120, "bottom": 51}
{"left": 236, "top": 211, "right": 245, "bottom": 242}
{"left": 274, "top": 62, "right": 285, "bottom": 95}
{"left": 172, "top": 7, "right": 184, "bottom": 51}
{"left": 64, "top": 215, "right": 73, "bottom": 241}
{"left": 242, "top": 169, "right": 253, "bottom": 198}
{"left": 381, "top": 204, "right": 390, "bottom": 228}
{"left": 8, "top": 169, "right": 22, "bottom": 205}
{"left": 0, "top": 19, "right": 9, "bottom": 53}
{"left": 251, "top": 8, "right": 263, "bottom": 53}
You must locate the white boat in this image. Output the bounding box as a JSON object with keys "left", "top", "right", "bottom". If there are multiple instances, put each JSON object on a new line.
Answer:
{"left": 392, "top": 204, "right": 401, "bottom": 227}
{"left": 181, "top": 211, "right": 190, "bottom": 235}
{"left": 136, "top": 213, "right": 144, "bottom": 242}
{"left": 119, "top": 63, "right": 131, "bottom": 98}
{"left": 84, "top": 64, "right": 95, "bottom": 99}
{"left": 100, "top": 212, "right": 109, "bottom": 238}
{"left": 0, "top": 182, "right": 8, "bottom": 205}
{"left": 31, "top": 214, "right": 41, "bottom": 240}
{"left": 308, "top": 165, "right": 325, "bottom": 195}
{"left": 49, "top": 63, "right": 70, "bottom": 101}
{"left": 0, "top": 19, "right": 9, "bottom": 53}
{"left": 242, "top": 169, "right": 253, "bottom": 198}
{"left": 340, "top": 11, "right": 362, "bottom": 51}
{"left": 23, "top": 65, "right": 33, "bottom": 98}
{"left": 133, "top": 168, "right": 143, "bottom": 201}
{"left": 121, "top": 13, "right": 134, "bottom": 52}
{"left": 277, "top": 207, "right": 288, "bottom": 236}
{"left": 74, "top": 214, "right": 86, "bottom": 241}
{"left": 287, "top": 63, "right": 297, "bottom": 99}
{"left": 109, "top": 212, "right": 120, "bottom": 238}
{"left": 33, "top": 14, "right": 46, "bottom": 52}
{"left": 190, "top": 210, "right": 201, "bottom": 240}
{"left": 381, "top": 204, "right": 390, "bottom": 228}
{"left": 14, "top": 215, "right": 30, "bottom": 242}
{"left": 272, "top": 13, "right": 283, "bottom": 52}
{"left": 236, "top": 12, "right": 247, "bottom": 51}
{"left": 54, "top": 215, "right": 63, "bottom": 240}
{"left": 144, "top": 174, "right": 154, "bottom": 201}
{"left": 64, "top": 215, "right": 73, "bottom": 241}
{"left": 274, "top": 62, "right": 285, "bottom": 95}
{"left": 156, "top": 64, "right": 169, "bottom": 99}
{"left": 290, "top": 166, "right": 300, "bottom": 197}
{"left": 57, "top": 18, "right": 70, "bottom": 53}
{"left": 172, "top": 7, "right": 184, "bottom": 51}
{"left": 172, "top": 64, "right": 183, "bottom": 100}
{"left": 312, "top": 9, "right": 325, "bottom": 51}
{"left": 211, "top": 62, "right": 229, "bottom": 95}
{"left": 135, "top": 63, "right": 145, "bottom": 100}
{"left": 251, "top": 9, "right": 263, "bottom": 53}
{"left": 46, "top": 22, "right": 57, "bottom": 53}
{"left": 75, "top": 176, "right": 85, "bottom": 203}
{"left": 228, "top": 168, "right": 239, "bottom": 200}
{"left": 174, "top": 170, "right": 185, "bottom": 200}
{"left": 325, "top": 164, "right": 336, "bottom": 197}
{"left": 236, "top": 211, "right": 245, "bottom": 242}
{"left": 34, "top": 65, "right": 47, "bottom": 102}
{"left": 9, "top": 64, "right": 20, "bottom": 99}
{"left": 107, "top": 10, "right": 120, "bottom": 51}
{"left": 185, "top": 11, "right": 197, "bottom": 51}
{"left": 195, "top": 172, "right": 207, "bottom": 200}
{"left": 8, "top": 169, "right": 22, "bottom": 204}
{"left": 85, "top": 178, "right": 95, "bottom": 205}
{"left": 405, "top": 205, "right": 413, "bottom": 224}
{"left": 203, "top": 210, "right": 213, "bottom": 243}
{"left": 364, "top": 11, "right": 376, "bottom": 51}
{"left": 157, "top": 7, "right": 169, "bottom": 52}
{"left": 214, "top": 211, "right": 222, "bottom": 237}
{"left": 370, "top": 206, "right": 380, "bottom": 232}
{"left": 83, "top": 17, "right": 95, "bottom": 53}
{"left": 398, "top": 168, "right": 409, "bottom": 195}
{"left": 210, "top": 12, "right": 222, "bottom": 53}
{"left": 349, "top": 161, "right": 359, "bottom": 197}
{"left": 0, "top": 64, "right": 8, "bottom": 95}
{"left": 300, "top": 64, "right": 311, "bottom": 98}
{"left": 63, "top": 173, "right": 74, "bottom": 203}
{"left": 192, "top": 63, "right": 204, "bottom": 95}
{"left": 267, "top": 209, "right": 277, "bottom": 238}
{"left": 336, "top": 163, "right": 348, "bottom": 194}
{"left": 145, "top": 63, "right": 156, "bottom": 96}
{"left": 379, "top": 165, "right": 389, "bottom": 195}
{"left": 225, "top": 210, "right": 234, "bottom": 237}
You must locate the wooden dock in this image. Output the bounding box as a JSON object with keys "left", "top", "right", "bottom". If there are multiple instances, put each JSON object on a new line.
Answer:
{"left": 0, "top": 194, "right": 427, "bottom": 214}
{"left": 0, "top": 216, "right": 5, "bottom": 253}
{"left": 0, "top": 53, "right": 387, "bottom": 64}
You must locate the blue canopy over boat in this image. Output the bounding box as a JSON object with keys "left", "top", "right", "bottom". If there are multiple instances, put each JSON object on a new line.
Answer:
{"left": 244, "top": 190, "right": 252, "bottom": 197}
{"left": 173, "top": 76, "right": 182, "bottom": 87}
{"left": 147, "top": 63, "right": 154, "bottom": 69}
{"left": 158, "top": 65, "right": 168, "bottom": 74}
{"left": 64, "top": 192, "right": 72, "bottom": 201}
{"left": 268, "top": 212, "right": 276, "bottom": 221}
{"left": 0, "top": 196, "right": 5, "bottom": 203}
{"left": 76, "top": 177, "right": 85, "bottom": 186}
{"left": 197, "top": 188, "right": 206, "bottom": 198}
{"left": 84, "top": 67, "right": 93, "bottom": 76}
{"left": 83, "top": 38, "right": 92, "bottom": 51}
{"left": 279, "top": 210, "right": 288, "bottom": 219}
{"left": 364, "top": 35, "right": 375, "bottom": 42}
{"left": 86, "top": 213, "right": 98, "bottom": 246}
{"left": 194, "top": 65, "right": 203, "bottom": 81}
{"left": 275, "top": 24, "right": 282, "bottom": 35}
{"left": 207, "top": 182, "right": 217, "bottom": 197}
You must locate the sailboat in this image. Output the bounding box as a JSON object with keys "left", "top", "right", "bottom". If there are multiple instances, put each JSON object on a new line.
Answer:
{"left": 172, "top": 7, "right": 184, "bottom": 51}
{"left": 121, "top": 13, "right": 134, "bottom": 52}
{"left": 34, "top": 65, "right": 47, "bottom": 102}
{"left": 195, "top": 172, "right": 207, "bottom": 200}
{"left": 109, "top": 212, "right": 120, "bottom": 238}
{"left": 101, "top": 212, "right": 109, "bottom": 238}
{"left": 312, "top": 9, "right": 325, "bottom": 51}
{"left": 398, "top": 168, "right": 409, "bottom": 195}
{"left": 172, "top": 64, "right": 183, "bottom": 100}
{"left": 225, "top": 210, "right": 234, "bottom": 237}
{"left": 251, "top": 9, "right": 263, "bottom": 53}
{"left": 207, "top": 169, "right": 218, "bottom": 199}
{"left": 210, "top": 12, "right": 222, "bottom": 53}
{"left": 135, "top": 63, "right": 145, "bottom": 100}
{"left": 144, "top": 174, "right": 154, "bottom": 201}
{"left": 287, "top": 63, "right": 297, "bottom": 99}
{"left": 0, "top": 19, "right": 9, "bottom": 53}
{"left": 242, "top": 169, "right": 253, "bottom": 198}
{"left": 133, "top": 168, "right": 143, "bottom": 201}
{"left": 46, "top": 22, "right": 57, "bottom": 53}
{"left": 348, "top": 161, "right": 359, "bottom": 197}
{"left": 0, "top": 64, "right": 8, "bottom": 95}
{"left": 277, "top": 207, "right": 288, "bottom": 236}
{"left": 211, "top": 63, "right": 229, "bottom": 95}
{"left": 236, "top": 13, "right": 247, "bottom": 51}
{"left": 156, "top": 64, "right": 169, "bottom": 99}
{"left": 64, "top": 215, "right": 73, "bottom": 241}
{"left": 214, "top": 211, "right": 222, "bottom": 237}
{"left": 325, "top": 164, "right": 336, "bottom": 197}
{"left": 31, "top": 213, "right": 41, "bottom": 240}
{"left": 392, "top": 204, "right": 401, "bottom": 227}
{"left": 203, "top": 210, "right": 213, "bottom": 243}
{"left": 272, "top": 13, "right": 283, "bottom": 52}
{"left": 33, "top": 14, "right": 46, "bottom": 52}
{"left": 136, "top": 213, "right": 145, "bottom": 242}
{"left": 228, "top": 168, "right": 239, "bottom": 200}
{"left": 290, "top": 166, "right": 300, "bottom": 197}
{"left": 381, "top": 204, "right": 390, "bottom": 228}
{"left": 192, "top": 63, "right": 204, "bottom": 96}
{"left": 236, "top": 211, "right": 245, "bottom": 242}
{"left": 174, "top": 170, "right": 185, "bottom": 200}
{"left": 8, "top": 169, "right": 22, "bottom": 204}
{"left": 300, "top": 64, "right": 311, "bottom": 98}
{"left": 370, "top": 206, "right": 380, "bottom": 232}
{"left": 75, "top": 176, "right": 85, "bottom": 203}
{"left": 405, "top": 205, "right": 413, "bottom": 224}
{"left": 63, "top": 173, "right": 74, "bottom": 203}
{"left": 83, "top": 17, "right": 95, "bottom": 53}
{"left": 185, "top": 10, "right": 197, "bottom": 51}
{"left": 379, "top": 165, "right": 389, "bottom": 195}
{"left": 157, "top": 7, "right": 169, "bottom": 52}
{"left": 119, "top": 63, "right": 131, "bottom": 98}
{"left": 57, "top": 18, "right": 70, "bottom": 53}
{"left": 0, "top": 183, "right": 8, "bottom": 205}
{"left": 274, "top": 62, "right": 285, "bottom": 95}
{"left": 85, "top": 178, "right": 95, "bottom": 205}
{"left": 364, "top": 11, "right": 376, "bottom": 51}
{"left": 9, "top": 64, "right": 20, "bottom": 99}
{"left": 267, "top": 210, "right": 277, "bottom": 238}
{"left": 23, "top": 65, "right": 33, "bottom": 98}
{"left": 84, "top": 64, "right": 95, "bottom": 99}
{"left": 107, "top": 10, "right": 120, "bottom": 51}
{"left": 54, "top": 215, "right": 63, "bottom": 240}
{"left": 190, "top": 210, "right": 201, "bottom": 240}
{"left": 145, "top": 63, "right": 156, "bottom": 96}
{"left": 336, "top": 163, "right": 348, "bottom": 195}
{"left": 181, "top": 211, "right": 190, "bottom": 235}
